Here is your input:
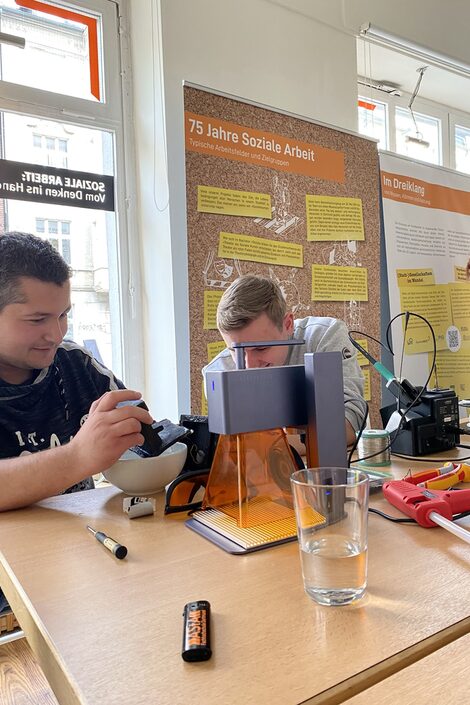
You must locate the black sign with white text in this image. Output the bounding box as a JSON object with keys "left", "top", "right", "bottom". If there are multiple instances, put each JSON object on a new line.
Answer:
{"left": 0, "top": 159, "right": 115, "bottom": 211}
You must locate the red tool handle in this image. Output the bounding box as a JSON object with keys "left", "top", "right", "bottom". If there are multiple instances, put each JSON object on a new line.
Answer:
{"left": 383, "top": 480, "right": 470, "bottom": 527}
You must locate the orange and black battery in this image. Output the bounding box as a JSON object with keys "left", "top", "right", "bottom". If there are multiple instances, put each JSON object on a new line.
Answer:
{"left": 182, "top": 600, "right": 212, "bottom": 662}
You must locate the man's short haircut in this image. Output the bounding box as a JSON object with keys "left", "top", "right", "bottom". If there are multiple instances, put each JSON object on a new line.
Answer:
{"left": 217, "top": 274, "right": 287, "bottom": 331}
{"left": 0, "top": 232, "right": 71, "bottom": 311}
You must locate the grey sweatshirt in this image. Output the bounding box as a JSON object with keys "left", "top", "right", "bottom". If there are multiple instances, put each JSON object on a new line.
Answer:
{"left": 203, "top": 316, "right": 367, "bottom": 432}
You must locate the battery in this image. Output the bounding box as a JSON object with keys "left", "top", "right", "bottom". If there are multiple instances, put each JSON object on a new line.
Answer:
{"left": 182, "top": 600, "right": 212, "bottom": 662}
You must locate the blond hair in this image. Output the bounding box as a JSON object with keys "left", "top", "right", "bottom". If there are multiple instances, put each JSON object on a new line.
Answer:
{"left": 217, "top": 274, "right": 286, "bottom": 331}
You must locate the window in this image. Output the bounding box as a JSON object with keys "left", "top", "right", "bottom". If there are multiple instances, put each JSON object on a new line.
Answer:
{"left": 32, "top": 133, "right": 68, "bottom": 168}
{"left": 358, "top": 98, "right": 388, "bottom": 150}
{"left": 0, "top": 0, "right": 142, "bottom": 388}
{"left": 395, "top": 107, "right": 441, "bottom": 165}
{"left": 0, "top": 0, "right": 104, "bottom": 102}
{"left": 455, "top": 124, "right": 470, "bottom": 174}
{"left": 48, "top": 220, "right": 58, "bottom": 235}
{"left": 61, "top": 237, "right": 71, "bottom": 264}
{"left": 357, "top": 84, "right": 463, "bottom": 171}
{"left": 34, "top": 218, "right": 72, "bottom": 264}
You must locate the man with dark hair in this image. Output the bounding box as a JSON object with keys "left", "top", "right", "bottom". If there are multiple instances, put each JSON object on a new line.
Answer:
{"left": 0, "top": 232, "right": 152, "bottom": 612}
{"left": 0, "top": 232, "right": 152, "bottom": 511}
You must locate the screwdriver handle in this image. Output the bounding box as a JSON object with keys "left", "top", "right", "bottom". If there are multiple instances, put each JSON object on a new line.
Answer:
{"left": 95, "top": 531, "right": 128, "bottom": 559}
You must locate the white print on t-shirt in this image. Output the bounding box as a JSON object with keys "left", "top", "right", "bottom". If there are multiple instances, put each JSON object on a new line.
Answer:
{"left": 15, "top": 430, "right": 40, "bottom": 447}
{"left": 14, "top": 414, "right": 89, "bottom": 452}
{"left": 15, "top": 430, "right": 73, "bottom": 451}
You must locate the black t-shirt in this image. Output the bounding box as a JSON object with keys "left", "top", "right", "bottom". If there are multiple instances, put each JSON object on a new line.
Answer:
{"left": 0, "top": 340, "right": 125, "bottom": 490}
{"left": 0, "top": 341, "right": 124, "bottom": 613}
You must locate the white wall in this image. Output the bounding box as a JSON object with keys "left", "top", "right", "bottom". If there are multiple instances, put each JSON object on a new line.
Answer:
{"left": 127, "top": 0, "right": 179, "bottom": 419}
{"left": 128, "top": 0, "right": 470, "bottom": 419}
{"left": 129, "top": 0, "right": 357, "bottom": 419}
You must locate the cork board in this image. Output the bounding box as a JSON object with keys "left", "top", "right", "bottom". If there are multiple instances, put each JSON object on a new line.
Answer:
{"left": 184, "top": 84, "right": 382, "bottom": 427}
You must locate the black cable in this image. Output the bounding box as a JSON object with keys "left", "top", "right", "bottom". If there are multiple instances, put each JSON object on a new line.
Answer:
{"left": 385, "top": 312, "right": 403, "bottom": 355}
{"left": 347, "top": 401, "right": 369, "bottom": 467}
{"left": 397, "top": 312, "right": 410, "bottom": 413}
{"left": 453, "top": 510, "right": 470, "bottom": 521}
{"left": 348, "top": 329, "right": 392, "bottom": 356}
{"left": 446, "top": 425, "right": 470, "bottom": 436}
{"left": 370, "top": 506, "right": 470, "bottom": 523}
{"left": 368, "top": 507, "right": 416, "bottom": 523}
{"left": 350, "top": 311, "right": 439, "bottom": 464}
{"left": 289, "top": 444, "right": 305, "bottom": 470}
{"left": 389, "top": 312, "right": 436, "bottom": 415}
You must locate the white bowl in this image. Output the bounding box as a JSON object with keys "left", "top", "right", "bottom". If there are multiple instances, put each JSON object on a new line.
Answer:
{"left": 103, "top": 442, "right": 188, "bottom": 495}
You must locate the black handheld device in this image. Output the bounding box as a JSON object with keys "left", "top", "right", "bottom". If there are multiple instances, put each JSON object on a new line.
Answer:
{"left": 182, "top": 600, "right": 212, "bottom": 662}
{"left": 116, "top": 400, "right": 191, "bottom": 456}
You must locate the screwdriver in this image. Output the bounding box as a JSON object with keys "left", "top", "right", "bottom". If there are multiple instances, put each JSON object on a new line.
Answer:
{"left": 86, "top": 525, "right": 128, "bottom": 559}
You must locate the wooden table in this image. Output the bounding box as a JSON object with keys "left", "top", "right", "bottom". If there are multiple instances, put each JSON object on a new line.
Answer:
{"left": 1, "top": 450, "right": 470, "bottom": 705}
{"left": 342, "top": 632, "right": 470, "bottom": 705}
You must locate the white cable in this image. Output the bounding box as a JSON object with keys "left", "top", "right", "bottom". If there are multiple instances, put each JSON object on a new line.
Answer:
{"left": 429, "top": 511, "right": 470, "bottom": 545}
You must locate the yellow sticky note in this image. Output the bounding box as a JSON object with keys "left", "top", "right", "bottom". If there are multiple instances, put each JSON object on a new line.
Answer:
{"left": 362, "top": 367, "right": 371, "bottom": 402}
{"left": 396, "top": 268, "right": 435, "bottom": 287}
{"left": 306, "top": 195, "right": 364, "bottom": 241}
{"left": 207, "top": 340, "right": 226, "bottom": 362}
{"left": 198, "top": 185, "right": 272, "bottom": 218}
{"left": 219, "top": 231, "right": 303, "bottom": 267}
{"left": 203, "top": 290, "right": 223, "bottom": 329}
{"left": 311, "top": 265, "right": 368, "bottom": 301}
{"left": 455, "top": 265, "right": 468, "bottom": 282}
{"left": 428, "top": 348, "right": 470, "bottom": 396}
{"left": 399, "top": 285, "right": 451, "bottom": 354}
{"left": 355, "top": 339, "right": 369, "bottom": 367}
{"left": 201, "top": 384, "right": 208, "bottom": 416}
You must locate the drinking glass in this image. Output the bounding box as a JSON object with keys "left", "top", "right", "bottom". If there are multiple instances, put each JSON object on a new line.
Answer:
{"left": 290, "top": 468, "right": 369, "bottom": 606}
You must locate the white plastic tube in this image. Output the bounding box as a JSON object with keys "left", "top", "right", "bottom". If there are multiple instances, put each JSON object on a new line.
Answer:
{"left": 429, "top": 511, "right": 470, "bottom": 545}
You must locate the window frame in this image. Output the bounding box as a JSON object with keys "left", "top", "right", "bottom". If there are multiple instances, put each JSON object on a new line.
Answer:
{"left": 394, "top": 103, "right": 443, "bottom": 166}
{"left": 0, "top": 0, "right": 121, "bottom": 121}
{"left": 357, "top": 95, "right": 389, "bottom": 150}
{"left": 449, "top": 113, "right": 470, "bottom": 174}
{"left": 357, "top": 83, "right": 452, "bottom": 168}
{"left": 0, "top": 0, "right": 144, "bottom": 391}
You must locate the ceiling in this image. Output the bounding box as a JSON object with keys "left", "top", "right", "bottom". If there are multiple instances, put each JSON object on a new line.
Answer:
{"left": 266, "top": 0, "right": 470, "bottom": 115}
{"left": 357, "top": 40, "right": 470, "bottom": 115}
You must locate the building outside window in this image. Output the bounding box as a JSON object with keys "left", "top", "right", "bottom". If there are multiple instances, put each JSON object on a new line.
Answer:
{"left": 358, "top": 97, "right": 388, "bottom": 150}
{"left": 0, "top": 0, "right": 141, "bottom": 387}
{"left": 358, "top": 84, "right": 470, "bottom": 173}
{"left": 32, "top": 133, "right": 68, "bottom": 168}
{"left": 395, "top": 106, "right": 441, "bottom": 165}
{"left": 455, "top": 124, "right": 470, "bottom": 174}
{"left": 35, "top": 217, "right": 72, "bottom": 263}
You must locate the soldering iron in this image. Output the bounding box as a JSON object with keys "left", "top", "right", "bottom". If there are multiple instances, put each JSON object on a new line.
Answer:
{"left": 349, "top": 326, "right": 460, "bottom": 456}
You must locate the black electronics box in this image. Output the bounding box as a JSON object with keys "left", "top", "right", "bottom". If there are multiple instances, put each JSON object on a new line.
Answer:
{"left": 381, "top": 388, "right": 460, "bottom": 456}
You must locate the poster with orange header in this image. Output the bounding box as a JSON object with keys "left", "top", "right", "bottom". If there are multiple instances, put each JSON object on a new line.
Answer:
{"left": 185, "top": 84, "right": 381, "bottom": 423}
{"left": 381, "top": 152, "right": 470, "bottom": 394}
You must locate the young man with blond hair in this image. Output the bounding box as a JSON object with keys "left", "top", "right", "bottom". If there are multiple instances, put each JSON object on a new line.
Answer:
{"left": 203, "top": 274, "right": 366, "bottom": 444}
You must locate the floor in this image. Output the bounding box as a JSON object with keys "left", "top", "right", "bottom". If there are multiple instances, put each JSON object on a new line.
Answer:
{"left": 0, "top": 639, "right": 58, "bottom": 705}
